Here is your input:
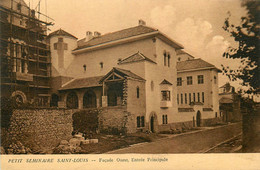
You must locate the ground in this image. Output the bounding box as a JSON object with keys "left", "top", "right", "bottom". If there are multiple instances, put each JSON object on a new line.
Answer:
{"left": 206, "top": 135, "right": 242, "bottom": 153}
{"left": 107, "top": 122, "right": 242, "bottom": 154}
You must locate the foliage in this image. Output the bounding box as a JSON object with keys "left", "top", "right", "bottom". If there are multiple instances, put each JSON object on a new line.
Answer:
{"left": 222, "top": 0, "right": 260, "bottom": 94}
{"left": 72, "top": 109, "right": 100, "bottom": 134}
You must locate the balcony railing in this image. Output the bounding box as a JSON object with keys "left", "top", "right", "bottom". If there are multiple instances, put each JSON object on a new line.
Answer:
{"left": 160, "top": 100, "right": 172, "bottom": 108}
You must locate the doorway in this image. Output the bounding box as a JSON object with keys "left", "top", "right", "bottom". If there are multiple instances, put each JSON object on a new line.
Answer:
{"left": 196, "top": 111, "right": 201, "bottom": 127}
{"left": 150, "top": 116, "right": 154, "bottom": 132}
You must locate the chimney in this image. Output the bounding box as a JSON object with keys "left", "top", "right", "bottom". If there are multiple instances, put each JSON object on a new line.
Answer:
{"left": 138, "top": 19, "right": 146, "bottom": 26}
{"left": 94, "top": 31, "right": 101, "bottom": 37}
{"left": 85, "top": 31, "right": 93, "bottom": 41}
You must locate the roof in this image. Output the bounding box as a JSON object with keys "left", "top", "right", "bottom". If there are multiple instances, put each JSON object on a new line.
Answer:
{"left": 177, "top": 58, "right": 221, "bottom": 72}
{"left": 48, "top": 29, "right": 77, "bottom": 39}
{"left": 59, "top": 76, "right": 103, "bottom": 90}
{"left": 118, "top": 52, "right": 157, "bottom": 65}
{"left": 160, "top": 79, "right": 173, "bottom": 85}
{"left": 99, "top": 67, "right": 145, "bottom": 83}
{"left": 176, "top": 50, "right": 195, "bottom": 58}
{"left": 74, "top": 25, "right": 183, "bottom": 52}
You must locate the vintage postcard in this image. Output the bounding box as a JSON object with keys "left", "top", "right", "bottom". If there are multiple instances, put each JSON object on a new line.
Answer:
{"left": 0, "top": 0, "right": 259, "bottom": 169}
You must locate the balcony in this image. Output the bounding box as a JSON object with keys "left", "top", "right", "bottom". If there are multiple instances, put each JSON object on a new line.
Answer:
{"left": 160, "top": 101, "right": 172, "bottom": 108}
{"left": 14, "top": 72, "right": 33, "bottom": 82}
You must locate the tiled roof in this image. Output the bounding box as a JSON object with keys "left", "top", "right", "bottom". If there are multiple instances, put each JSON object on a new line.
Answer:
{"left": 75, "top": 25, "right": 157, "bottom": 50}
{"left": 100, "top": 67, "right": 145, "bottom": 83}
{"left": 177, "top": 58, "right": 220, "bottom": 72}
{"left": 176, "top": 49, "right": 195, "bottom": 58}
{"left": 178, "top": 108, "right": 195, "bottom": 112}
{"left": 118, "top": 52, "right": 157, "bottom": 65}
{"left": 59, "top": 76, "right": 103, "bottom": 90}
{"left": 48, "top": 29, "right": 77, "bottom": 39}
{"left": 160, "top": 79, "right": 173, "bottom": 85}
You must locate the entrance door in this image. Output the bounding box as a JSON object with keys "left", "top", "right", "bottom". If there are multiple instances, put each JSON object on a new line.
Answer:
{"left": 150, "top": 116, "right": 154, "bottom": 132}
{"left": 196, "top": 111, "right": 201, "bottom": 127}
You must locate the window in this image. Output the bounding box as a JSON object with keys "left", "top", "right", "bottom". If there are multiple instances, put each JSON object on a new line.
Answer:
{"left": 167, "top": 54, "right": 170, "bottom": 67}
{"left": 161, "top": 91, "right": 171, "bottom": 101}
{"left": 189, "top": 93, "right": 191, "bottom": 104}
{"left": 185, "top": 93, "right": 187, "bottom": 104}
{"left": 177, "top": 77, "right": 182, "bottom": 86}
{"left": 100, "top": 62, "right": 103, "bottom": 69}
{"left": 197, "top": 93, "right": 200, "bottom": 102}
{"left": 177, "top": 94, "right": 179, "bottom": 105}
{"left": 187, "top": 76, "right": 192, "bottom": 85}
{"left": 83, "top": 64, "right": 86, "bottom": 71}
{"left": 193, "top": 93, "right": 195, "bottom": 102}
{"left": 181, "top": 93, "right": 183, "bottom": 104}
{"left": 164, "top": 52, "right": 167, "bottom": 66}
{"left": 151, "top": 81, "right": 154, "bottom": 91}
{"left": 17, "top": 3, "right": 21, "bottom": 11}
{"left": 137, "top": 87, "right": 140, "bottom": 98}
{"left": 137, "top": 116, "right": 145, "bottom": 128}
{"left": 118, "top": 58, "right": 122, "bottom": 63}
{"left": 64, "top": 44, "right": 68, "bottom": 50}
{"left": 58, "top": 38, "right": 63, "bottom": 42}
{"left": 214, "top": 76, "right": 217, "bottom": 84}
{"left": 215, "top": 112, "right": 218, "bottom": 118}
{"left": 202, "top": 92, "right": 204, "bottom": 103}
{"left": 54, "top": 43, "right": 57, "bottom": 50}
{"left": 198, "top": 75, "right": 204, "bottom": 84}
{"left": 162, "top": 115, "right": 168, "bottom": 124}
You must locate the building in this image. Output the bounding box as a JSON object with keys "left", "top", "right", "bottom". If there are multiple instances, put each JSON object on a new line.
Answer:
{"left": 176, "top": 51, "right": 221, "bottom": 127}
{"left": 219, "top": 83, "right": 241, "bottom": 122}
{"left": 46, "top": 20, "right": 220, "bottom": 133}
{"left": 0, "top": 0, "right": 52, "bottom": 107}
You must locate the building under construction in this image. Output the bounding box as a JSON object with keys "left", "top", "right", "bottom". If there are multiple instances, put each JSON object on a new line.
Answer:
{"left": 0, "top": 0, "right": 53, "bottom": 107}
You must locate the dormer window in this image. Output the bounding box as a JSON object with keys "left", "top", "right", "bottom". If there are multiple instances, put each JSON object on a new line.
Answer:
{"left": 83, "top": 64, "right": 86, "bottom": 71}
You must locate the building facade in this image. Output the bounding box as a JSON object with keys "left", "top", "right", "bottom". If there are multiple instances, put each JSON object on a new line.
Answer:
{"left": 0, "top": 0, "right": 52, "bottom": 107}
{"left": 46, "top": 20, "right": 220, "bottom": 133}
{"left": 219, "top": 83, "right": 241, "bottom": 122}
{"left": 176, "top": 51, "right": 221, "bottom": 127}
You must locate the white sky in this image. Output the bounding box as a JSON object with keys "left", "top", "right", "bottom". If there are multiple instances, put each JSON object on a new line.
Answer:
{"left": 24, "top": 0, "right": 248, "bottom": 89}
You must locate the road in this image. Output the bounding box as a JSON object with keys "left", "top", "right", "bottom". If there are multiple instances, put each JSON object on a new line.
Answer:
{"left": 107, "top": 122, "right": 242, "bottom": 154}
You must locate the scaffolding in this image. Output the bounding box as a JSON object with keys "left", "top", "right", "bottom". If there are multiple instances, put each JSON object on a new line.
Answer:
{"left": 0, "top": 0, "right": 54, "bottom": 107}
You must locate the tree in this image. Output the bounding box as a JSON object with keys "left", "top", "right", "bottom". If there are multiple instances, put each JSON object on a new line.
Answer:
{"left": 222, "top": 0, "right": 259, "bottom": 94}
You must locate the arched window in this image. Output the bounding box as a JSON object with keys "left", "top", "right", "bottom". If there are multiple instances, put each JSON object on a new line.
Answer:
{"left": 163, "top": 52, "right": 167, "bottom": 66}
{"left": 137, "top": 87, "right": 140, "bottom": 98}
{"left": 83, "top": 64, "right": 86, "bottom": 71}
{"left": 167, "top": 53, "right": 170, "bottom": 67}
{"left": 83, "top": 90, "right": 97, "bottom": 108}
{"left": 66, "top": 92, "right": 78, "bottom": 109}
{"left": 151, "top": 81, "right": 154, "bottom": 91}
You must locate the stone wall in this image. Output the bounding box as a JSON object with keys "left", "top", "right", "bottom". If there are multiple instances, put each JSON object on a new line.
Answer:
{"left": 8, "top": 109, "right": 74, "bottom": 150}
{"left": 98, "top": 106, "right": 129, "bottom": 133}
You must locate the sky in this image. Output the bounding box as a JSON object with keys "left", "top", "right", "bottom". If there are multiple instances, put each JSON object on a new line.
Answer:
{"left": 24, "top": 0, "right": 248, "bottom": 89}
